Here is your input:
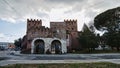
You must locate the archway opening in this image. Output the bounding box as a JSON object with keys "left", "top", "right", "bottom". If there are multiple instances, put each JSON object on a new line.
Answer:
{"left": 51, "top": 40, "right": 61, "bottom": 54}
{"left": 34, "top": 39, "right": 44, "bottom": 54}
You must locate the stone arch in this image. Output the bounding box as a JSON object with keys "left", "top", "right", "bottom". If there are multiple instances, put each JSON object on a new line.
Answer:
{"left": 31, "top": 38, "right": 45, "bottom": 54}
{"left": 51, "top": 40, "right": 62, "bottom": 54}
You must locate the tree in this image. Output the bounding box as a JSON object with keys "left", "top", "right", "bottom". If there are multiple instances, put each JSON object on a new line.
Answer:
{"left": 79, "top": 24, "right": 98, "bottom": 51}
{"left": 14, "top": 38, "right": 22, "bottom": 50}
{"left": 94, "top": 7, "right": 120, "bottom": 51}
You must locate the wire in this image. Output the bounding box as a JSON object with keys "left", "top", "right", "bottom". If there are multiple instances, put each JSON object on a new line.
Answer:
{"left": 2, "top": 0, "right": 22, "bottom": 16}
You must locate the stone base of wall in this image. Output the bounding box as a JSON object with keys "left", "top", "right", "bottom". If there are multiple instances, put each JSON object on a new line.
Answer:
{"left": 21, "top": 48, "right": 31, "bottom": 54}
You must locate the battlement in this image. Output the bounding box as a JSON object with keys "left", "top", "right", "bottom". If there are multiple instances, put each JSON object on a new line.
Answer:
{"left": 40, "top": 26, "right": 50, "bottom": 31}
{"left": 64, "top": 19, "right": 77, "bottom": 22}
{"left": 27, "top": 19, "right": 42, "bottom": 31}
{"left": 64, "top": 19, "right": 78, "bottom": 32}
{"left": 27, "top": 19, "right": 42, "bottom": 23}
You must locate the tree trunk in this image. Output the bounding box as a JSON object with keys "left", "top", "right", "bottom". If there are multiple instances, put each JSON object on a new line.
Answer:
{"left": 116, "top": 47, "right": 119, "bottom": 51}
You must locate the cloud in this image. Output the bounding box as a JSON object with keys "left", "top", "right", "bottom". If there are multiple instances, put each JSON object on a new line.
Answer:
{"left": 0, "top": 0, "right": 84, "bottom": 23}
{"left": 0, "top": 0, "right": 119, "bottom": 24}
{"left": 0, "top": 33, "right": 10, "bottom": 42}
{"left": 0, "top": 33, "right": 22, "bottom": 42}
{"left": 0, "top": 33, "right": 5, "bottom": 38}
{"left": 0, "top": 0, "right": 120, "bottom": 42}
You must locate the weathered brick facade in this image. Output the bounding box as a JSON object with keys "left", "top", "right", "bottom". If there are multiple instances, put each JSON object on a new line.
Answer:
{"left": 21, "top": 19, "right": 79, "bottom": 54}
{"left": 64, "top": 19, "right": 79, "bottom": 51}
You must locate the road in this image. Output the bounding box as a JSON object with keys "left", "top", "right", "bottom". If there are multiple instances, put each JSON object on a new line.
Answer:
{"left": 0, "top": 51, "right": 120, "bottom": 66}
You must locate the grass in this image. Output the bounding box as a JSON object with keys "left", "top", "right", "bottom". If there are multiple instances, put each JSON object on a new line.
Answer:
{"left": 0, "top": 62, "right": 120, "bottom": 68}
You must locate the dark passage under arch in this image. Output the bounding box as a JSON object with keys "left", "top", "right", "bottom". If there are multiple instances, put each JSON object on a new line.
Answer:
{"left": 34, "top": 39, "right": 45, "bottom": 54}
{"left": 51, "top": 40, "right": 62, "bottom": 54}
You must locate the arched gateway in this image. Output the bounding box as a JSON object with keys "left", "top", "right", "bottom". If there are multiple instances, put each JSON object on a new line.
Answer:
{"left": 51, "top": 40, "right": 62, "bottom": 54}
{"left": 33, "top": 39, "right": 45, "bottom": 54}
{"left": 31, "top": 38, "right": 67, "bottom": 54}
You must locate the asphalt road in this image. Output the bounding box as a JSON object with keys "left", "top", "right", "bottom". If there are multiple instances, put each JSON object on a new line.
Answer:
{"left": 1, "top": 51, "right": 120, "bottom": 66}
{"left": 24, "top": 54, "right": 120, "bottom": 60}
{"left": 1, "top": 51, "right": 120, "bottom": 60}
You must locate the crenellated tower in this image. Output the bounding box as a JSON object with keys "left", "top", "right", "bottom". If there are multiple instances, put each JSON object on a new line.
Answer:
{"left": 27, "top": 19, "right": 42, "bottom": 31}
{"left": 27, "top": 19, "right": 42, "bottom": 40}
{"left": 64, "top": 19, "right": 77, "bottom": 32}
{"left": 64, "top": 19, "right": 79, "bottom": 51}
{"left": 26, "top": 19, "right": 52, "bottom": 51}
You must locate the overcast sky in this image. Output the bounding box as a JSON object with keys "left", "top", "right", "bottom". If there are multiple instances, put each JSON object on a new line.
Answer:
{"left": 0, "top": 0, "right": 120, "bottom": 42}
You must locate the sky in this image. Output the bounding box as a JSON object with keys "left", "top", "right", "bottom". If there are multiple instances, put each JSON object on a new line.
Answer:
{"left": 0, "top": 0, "right": 120, "bottom": 42}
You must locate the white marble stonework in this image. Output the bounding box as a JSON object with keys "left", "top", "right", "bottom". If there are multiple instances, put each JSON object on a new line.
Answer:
{"left": 31, "top": 38, "right": 67, "bottom": 54}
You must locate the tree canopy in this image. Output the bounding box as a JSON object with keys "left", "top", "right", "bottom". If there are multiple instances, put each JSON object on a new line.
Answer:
{"left": 14, "top": 38, "right": 22, "bottom": 50}
{"left": 94, "top": 7, "right": 120, "bottom": 51}
{"left": 94, "top": 7, "right": 120, "bottom": 31}
{"left": 79, "top": 24, "right": 98, "bottom": 51}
